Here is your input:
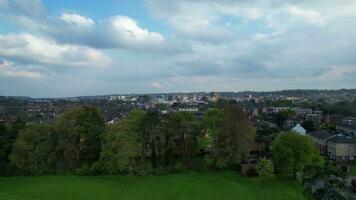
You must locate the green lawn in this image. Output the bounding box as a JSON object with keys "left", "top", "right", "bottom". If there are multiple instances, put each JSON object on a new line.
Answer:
{"left": 351, "top": 164, "right": 356, "bottom": 176}
{"left": 0, "top": 171, "right": 305, "bottom": 200}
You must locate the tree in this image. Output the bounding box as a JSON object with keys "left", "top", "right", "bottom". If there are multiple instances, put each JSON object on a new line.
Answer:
{"left": 99, "top": 109, "right": 146, "bottom": 174}
{"left": 0, "top": 121, "right": 8, "bottom": 174}
{"left": 0, "top": 118, "right": 26, "bottom": 175}
{"left": 9, "top": 124, "right": 56, "bottom": 175}
{"left": 218, "top": 104, "right": 255, "bottom": 169}
{"left": 256, "top": 124, "right": 279, "bottom": 151}
{"left": 275, "top": 109, "right": 296, "bottom": 127}
{"left": 302, "top": 162, "right": 348, "bottom": 200}
{"left": 53, "top": 106, "right": 105, "bottom": 172}
{"left": 256, "top": 158, "right": 274, "bottom": 181}
{"left": 167, "top": 111, "right": 198, "bottom": 169}
{"left": 273, "top": 132, "right": 323, "bottom": 178}
{"left": 199, "top": 109, "right": 224, "bottom": 168}
{"left": 302, "top": 121, "right": 316, "bottom": 132}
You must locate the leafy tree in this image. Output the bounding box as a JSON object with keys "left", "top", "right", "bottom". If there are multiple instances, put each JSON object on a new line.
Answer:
{"left": 256, "top": 158, "right": 274, "bottom": 181}
{"left": 53, "top": 106, "right": 105, "bottom": 172}
{"left": 302, "top": 121, "right": 316, "bottom": 132}
{"left": 167, "top": 111, "right": 198, "bottom": 169}
{"left": 9, "top": 123, "right": 56, "bottom": 175}
{"left": 273, "top": 132, "right": 323, "bottom": 178}
{"left": 99, "top": 109, "right": 146, "bottom": 174}
{"left": 302, "top": 162, "right": 348, "bottom": 200}
{"left": 0, "top": 121, "right": 8, "bottom": 174}
{"left": 255, "top": 124, "right": 279, "bottom": 151}
{"left": 0, "top": 118, "right": 25, "bottom": 175}
{"left": 275, "top": 109, "right": 296, "bottom": 127}
{"left": 199, "top": 109, "right": 224, "bottom": 168}
{"left": 219, "top": 104, "right": 255, "bottom": 169}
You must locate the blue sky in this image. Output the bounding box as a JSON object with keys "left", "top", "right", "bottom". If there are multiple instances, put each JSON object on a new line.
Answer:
{"left": 1, "top": 0, "right": 356, "bottom": 97}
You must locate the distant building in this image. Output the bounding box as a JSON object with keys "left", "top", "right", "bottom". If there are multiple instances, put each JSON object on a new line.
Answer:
{"left": 178, "top": 107, "right": 199, "bottom": 112}
{"left": 292, "top": 124, "right": 306, "bottom": 135}
{"left": 309, "top": 130, "right": 356, "bottom": 163}
{"left": 327, "top": 135, "right": 356, "bottom": 163}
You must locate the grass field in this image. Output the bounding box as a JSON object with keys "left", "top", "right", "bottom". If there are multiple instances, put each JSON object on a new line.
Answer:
{"left": 0, "top": 171, "right": 305, "bottom": 200}
{"left": 350, "top": 164, "right": 356, "bottom": 176}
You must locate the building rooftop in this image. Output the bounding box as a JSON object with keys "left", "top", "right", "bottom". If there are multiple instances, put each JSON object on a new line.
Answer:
{"left": 328, "top": 135, "right": 356, "bottom": 144}
{"left": 309, "top": 130, "right": 335, "bottom": 140}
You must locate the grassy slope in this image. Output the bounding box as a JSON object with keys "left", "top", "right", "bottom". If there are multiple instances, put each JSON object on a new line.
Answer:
{"left": 0, "top": 172, "right": 305, "bottom": 200}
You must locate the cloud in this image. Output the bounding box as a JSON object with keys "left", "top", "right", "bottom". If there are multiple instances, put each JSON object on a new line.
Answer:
{"left": 0, "top": 33, "right": 112, "bottom": 68}
{"left": 0, "top": 0, "right": 45, "bottom": 18}
{"left": 287, "top": 5, "right": 325, "bottom": 25}
{"left": 0, "top": 59, "right": 41, "bottom": 78}
{"left": 60, "top": 13, "right": 95, "bottom": 27}
{"left": 317, "top": 66, "right": 356, "bottom": 81}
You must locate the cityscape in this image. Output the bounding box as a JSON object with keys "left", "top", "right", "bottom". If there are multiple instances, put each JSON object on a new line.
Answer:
{"left": 1, "top": 0, "right": 356, "bottom": 199}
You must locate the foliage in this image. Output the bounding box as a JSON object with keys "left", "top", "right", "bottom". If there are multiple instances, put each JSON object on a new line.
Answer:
{"left": 302, "top": 121, "right": 316, "bottom": 132}
{"left": 275, "top": 109, "right": 296, "bottom": 127}
{"left": 53, "top": 105, "right": 105, "bottom": 172}
{"left": 256, "top": 158, "right": 274, "bottom": 181}
{"left": 255, "top": 124, "right": 279, "bottom": 151}
{"left": 9, "top": 123, "right": 56, "bottom": 175}
{"left": 321, "top": 100, "right": 356, "bottom": 117}
{"left": 99, "top": 109, "right": 146, "bottom": 174}
{"left": 302, "top": 162, "right": 348, "bottom": 200}
{"left": 219, "top": 104, "right": 256, "bottom": 168}
{"left": 0, "top": 118, "right": 26, "bottom": 175}
{"left": 273, "top": 132, "right": 323, "bottom": 178}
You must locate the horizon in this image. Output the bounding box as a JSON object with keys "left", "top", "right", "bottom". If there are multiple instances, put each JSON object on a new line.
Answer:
{"left": 1, "top": 0, "right": 356, "bottom": 97}
{"left": 1, "top": 87, "right": 356, "bottom": 99}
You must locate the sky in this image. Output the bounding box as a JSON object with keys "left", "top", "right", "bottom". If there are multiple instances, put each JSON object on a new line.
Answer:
{"left": 0, "top": 0, "right": 356, "bottom": 97}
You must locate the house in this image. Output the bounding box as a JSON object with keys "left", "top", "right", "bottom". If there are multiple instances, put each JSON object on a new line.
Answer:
{"left": 327, "top": 135, "right": 356, "bottom": 163}
{"left": 305, "top": 113, "right": 322, "bottom": 124}
{"left": 292, "top": 124, "right": 306, "bottom": 135}
{"left": 309, "top": 130, "right": 356, "bottom": 163}
{"left": 309, "top": 130, "right": 336, "bottom": 155}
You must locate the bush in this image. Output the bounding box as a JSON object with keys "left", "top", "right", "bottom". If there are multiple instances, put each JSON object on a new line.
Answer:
{"left": 76, "top": 164, "right": 90, "bottom": 176}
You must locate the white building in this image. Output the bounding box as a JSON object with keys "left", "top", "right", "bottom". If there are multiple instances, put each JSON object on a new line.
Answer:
{"left": 292, "top": 124, "right": 306, "bottom": 135}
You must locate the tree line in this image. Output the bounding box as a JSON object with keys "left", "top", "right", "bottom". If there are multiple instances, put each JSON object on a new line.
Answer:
{"left": 0, "top": 103, "right": 256, "bottom": 176}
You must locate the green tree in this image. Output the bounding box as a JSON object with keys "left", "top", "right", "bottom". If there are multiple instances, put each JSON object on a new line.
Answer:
{"left": 199, "top": 109, "right": 224, "bottom": 168}
{"left": 275, "top": 109, "right": 296, "bottom": 127}
{"left": 256, "top": 124, "right": 279, "bottom": 151}
{"left": 0, "top": 118, "right": 26, "bottom": 175}
{"left": 219, "top": 104, "right": 255, "bottom": 169}
{"left": 168, "top": 111, "right": 198, "bottom": 169}
{"left": 302, "top": 121, "right": 316, "bottom": 132}
{"left": 9, "top": 123, "right": 55, "bottom": 175}
{"left": 99, "top": 109, "right": 146, "bottom": 174}
{"left": 53, "top": 106, "right": 105, "bottom": 172}
{"left": 302, "top": 162, "right": 348, "bottom": 200}
{"left": 273, "top": 132, "right": 322, "bottom": 178}
{"left": 256, "top": 158, "right": 274, "bottom": 181}
{"left": 0, "top": 121, "right": 8, "bottom": 174}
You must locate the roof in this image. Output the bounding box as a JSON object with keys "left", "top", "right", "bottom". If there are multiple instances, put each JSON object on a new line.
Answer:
{"left": 309, "top": 130, "right": 335, "bottom": 140}
{"left": 328, "top": 135, "right": 356, "bottom": 144}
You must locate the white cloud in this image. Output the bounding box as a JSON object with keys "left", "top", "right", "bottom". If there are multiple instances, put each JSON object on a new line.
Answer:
{"left": 317, "top": 66, "right": 356, "bottom": 81}
{"left": 150, "top": 81, "right": 163, "bottom": 88}
{"left": 287, "top": 5, "right": 326, "bottom": 25}
{"left": 60, "top": 13, "right": 95, "bottom": 27}
{"left": 0, "top": 33, "right": 111, "bottom": 68}
{"left": 0, "top": 59, "right": 41, "bottom": 78}
{"left": 107, "top": 16, "right": 165, "bottom": 47}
